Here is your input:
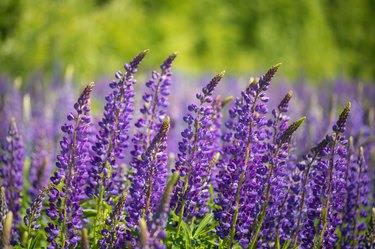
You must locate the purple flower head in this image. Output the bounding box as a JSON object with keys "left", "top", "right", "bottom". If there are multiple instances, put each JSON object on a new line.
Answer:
{"left": 297, "top": 102, "right": 351, "bottom": 248}
{"left": 46, "top": 82, "right": 94, "bottom": 248}
{"left": 24, "top": 184, "right": 51, "bottom": 232}
{"left": 340, "top": 144, "right": 370, "bottom": 248}
{"left": 132, "top": 52, "right": 176, "bottom": 159}
{"left": 214, "top": 65, "right": 282, "bottom": 247}
{"left": 0, "top": 117, "right": 24, "bottom": 244}
{"left": 171, "top": 71, "right": 225, "bottom": 222}
{"left": 86, "top": 50, "right": 149, "bottom": 201}
{"left": 136, "top": 172, "right": 179, "bottom": 249}
{"left": 98, "top": 193, "right": 127, "bottom": 249}
{"left": 126, "top": 117, "right": 170, "bottom": 245}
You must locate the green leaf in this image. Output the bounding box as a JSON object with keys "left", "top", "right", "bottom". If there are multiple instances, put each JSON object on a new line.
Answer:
{"left": 282, "top": 240, "right": 292, "bottom": 249}
{"left": 193, "top": 213, "right": 214, "bottom": 238}
{"left": 83, "top": 208, "right": 98, "bottom": 218}
{"left": 181, "top": 220, "right": 192, "bottom": 248}
{"left": 28, "top": 234, "right": 40, "bottom": 249}
{"left": 276, "top": 236, "right": 281, "bottom": 249}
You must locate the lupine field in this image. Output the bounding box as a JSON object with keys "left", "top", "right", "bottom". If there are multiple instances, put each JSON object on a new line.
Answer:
{"left": 0, "top": 50, "right": 375, "bottom": 249}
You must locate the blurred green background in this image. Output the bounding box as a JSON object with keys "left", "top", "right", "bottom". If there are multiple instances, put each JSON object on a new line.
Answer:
{"left": 1, "top": 0, "right": 374, "bottom": 83}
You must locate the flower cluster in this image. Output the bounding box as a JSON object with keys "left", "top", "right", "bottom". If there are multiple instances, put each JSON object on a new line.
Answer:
{"left": 0, "top": 52, "right": 373, "bottom": 249}
{"left": 45, "top": 82, "right": 94, "bottom": 248}
{"left": 171, "top": 71, "right": 225, "bottom": 223}
{"left": 0, "top": 118, "right": 24, "bottom": 244}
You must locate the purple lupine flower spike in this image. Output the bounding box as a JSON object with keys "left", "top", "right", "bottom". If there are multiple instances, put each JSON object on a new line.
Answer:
{"left": 289, "top": 137, "right": 329, "bottom": 247}
{"left": 136, "top": 172, "right": 179, "bottom": 249}
{"left": 171, "top": 71, "right": 225, "bottom": 229}
{"left": 86, "top": 50, "right": 148, "bottom": 245}
{"left": 86, "top": 50, "right": 148, "bottom": 200}
{"left": 98, "top": 193, "right": 128, "bottom": 249}
{"left": 214, "top": 65, "right": 281, "bottom": 247}
{"left": 313, "top": 102, "right": 351, "bottom": 248}
{"left": 45, "top": 82, "right": 94, "bottom": 248}
{"left": 24, "top": 184, "right": 52, "bottom": 240}
{"left": 340, "top": 144, "right": 370, "bottom": 248}
{"left": 125, "top": 117, "right": 171, "bottom": 246}
{"left": 0, "top": 117, "right": 24, "bottom": 244}
{"left": 126, "top": 53, "right": 176, "bottom": 236}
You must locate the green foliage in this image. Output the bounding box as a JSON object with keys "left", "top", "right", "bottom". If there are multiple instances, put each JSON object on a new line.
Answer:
{"left": 166, "top": 211, "right": 218, "bottom": 248}
{"left": 0, "top": 0, "right": 374, "bottom": 82}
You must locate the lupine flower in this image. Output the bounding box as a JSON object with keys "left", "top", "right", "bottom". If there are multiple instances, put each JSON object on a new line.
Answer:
{"left": 87, "top": 50, "right": 148, "bottom": 245}
{"left": 340, "top": 144, "right": 370, "bottom": 248}
{"left": 126, "top": 52, "right": 176, "bottom": 228}
{"left": 24, "top": 184, "right": 51, "bottom": 237}
{"left": 214, "top": 65, "right": 281, "bottom": 247}
{"left": 298, "top": 103, "right": 351, "bottom": 249}
{"left": 126, "top": 117, "right": 171, "bottom": 245}
{"left": 314, "top": 102, "right": 351, "bottom": 248}
{"left": 0, "top": 79, "right": 22, "bottom": 147}
{"left": 45, "top": 82, "right": 94, "bottom": 248}
{"left": 171, "top": 71, "right": 225, "bottom": 229}
{"left": 98, "top": 193, "right": 127, "bottom": 249}
{"left": 0, "top": 118, "right": 24, "bottom": 244}
{"left": 136, "top": 172, "right": 179, "bottom": 249}
{"left": 289, "top": 138, "right": 329, "bottom": 247}
{"left": 257, "top": 91, "right": 295, "bottom": 244}
{"left": 249, "top": 117, "right": 305, "bottom": 248}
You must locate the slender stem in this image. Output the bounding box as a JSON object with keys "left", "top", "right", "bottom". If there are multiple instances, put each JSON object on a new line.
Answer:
{"left": 292, "top": 153, "right": 318, "bottom": 246}
{"left": 314, "top": 135, "right": 337, "bottom": 248}
{"left": 176, "top": 199, "right": 186, "bottom": 236}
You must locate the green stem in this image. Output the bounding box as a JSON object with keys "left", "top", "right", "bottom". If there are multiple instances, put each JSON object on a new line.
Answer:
{"left": 176, "top": 199, "right": 186, "bottom": 236}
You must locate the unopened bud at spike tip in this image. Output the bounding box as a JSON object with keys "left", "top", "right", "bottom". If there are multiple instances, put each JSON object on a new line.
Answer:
{"left": 279, "top": 116, "right": 306, "bottom": 145}
{"left": 333, "top": 102, "right": 351, "bottom": 133}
